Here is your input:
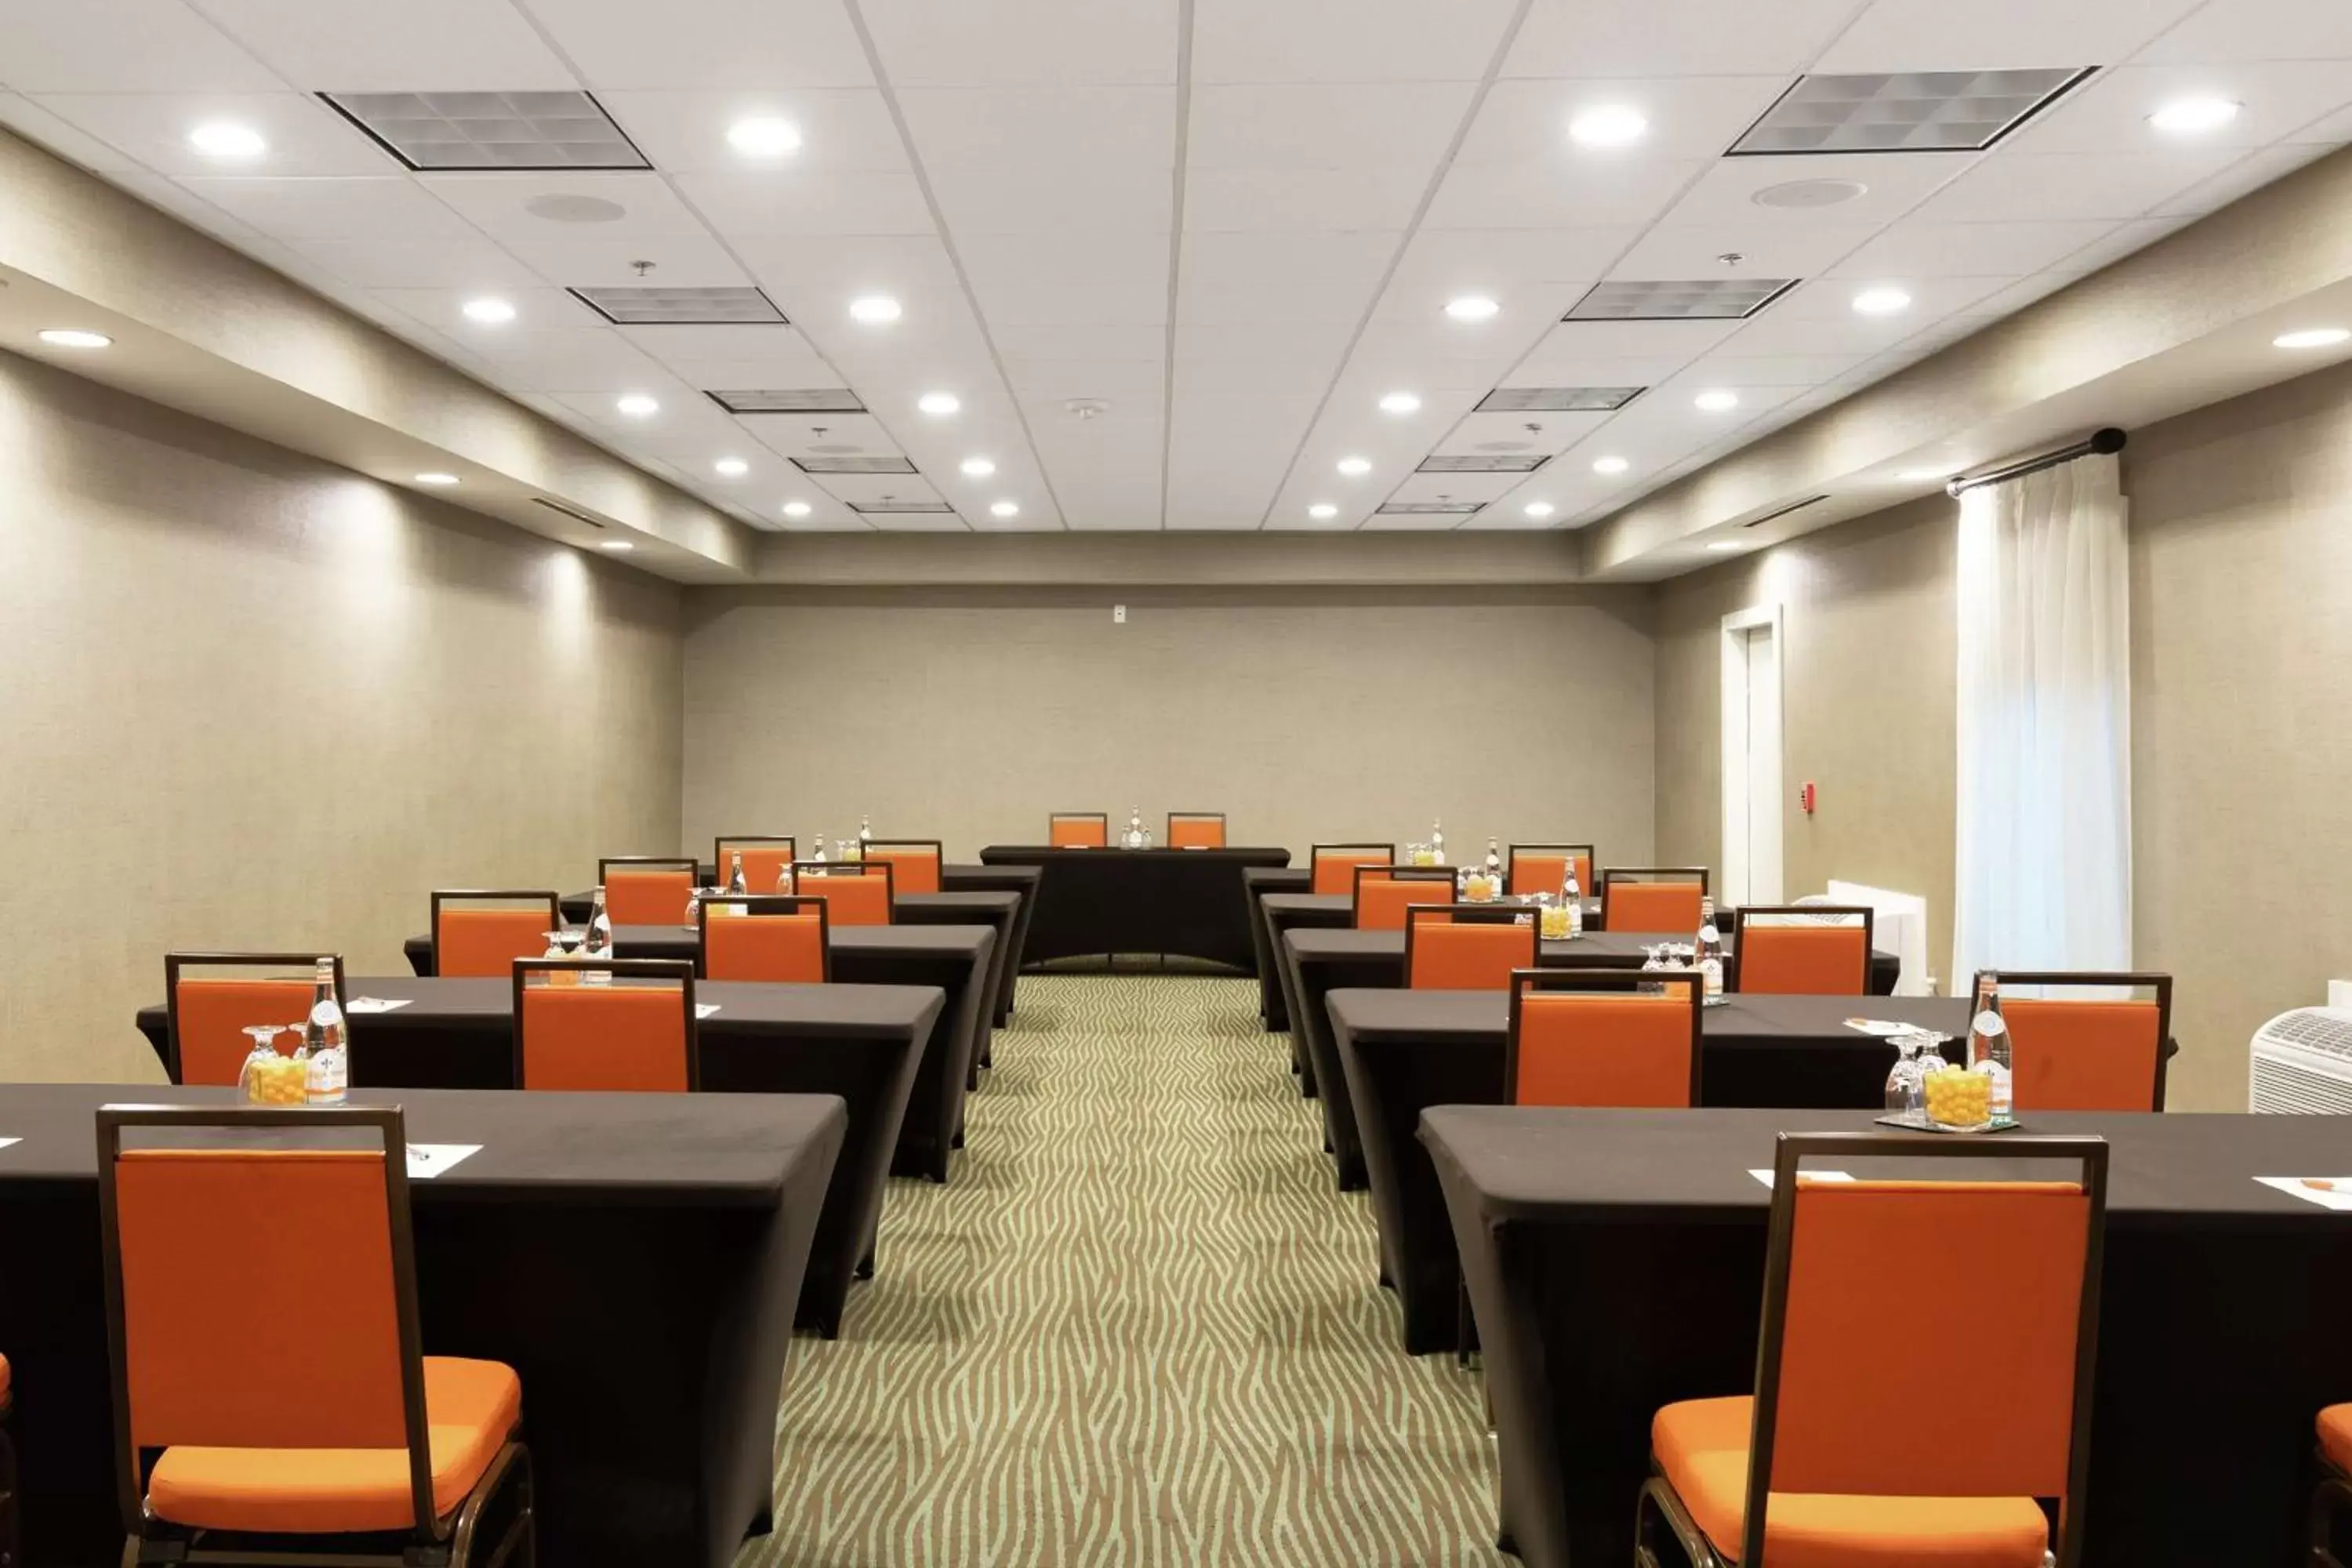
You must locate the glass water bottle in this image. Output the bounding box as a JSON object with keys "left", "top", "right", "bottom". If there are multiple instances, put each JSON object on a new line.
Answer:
{"left": 1695, "top": 898, "right": 1725, "bottom": 1005}
{"left": 300, "top": 958, "right": 349, "bottom": 1105}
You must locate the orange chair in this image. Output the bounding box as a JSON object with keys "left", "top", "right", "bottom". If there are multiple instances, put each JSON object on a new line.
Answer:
{"left": 1638, "top": 1131, "right": 2107, "bottom": 1568}
{"left": 1050, "top": 813, "right": 1108, "bottom": 848}
{"left": 1599, "top": 867, "right": 1708, "bottom": 934}
{"left": 1351, "top": 864, "right": 1456, "bottom": 931}
{"left": 1980, "top": 971, "right": 2173, "bottom": 1112}
{"left": 699, "top": 896, "right": 829, "bottom": 983}
{"left": 95, "top": 1105, "right": 533, "bottom": 1566}
{"left": 790, "top": 862, "right": 895, "bottom": 927}
{"left": 1312, "top": 843, "right": 1394, "bottom": 897}
{"left": 513, "top": 957, "right": 698, "bottom": 1092}
{"left": 1506, "top": 970, "right": 1703, "bottom": 1108}
{"left": 163, "top": 953, "right": 345, "bottom": 1087}
{"left": 1508, "top": 842, "right": 1595, "bottom": 899}
{"left": 1405, "top": 905, "right": 1537, "bottom": 991}
{"left": 431, "top": 891, "right": 561, "bottom": 980}
{"left": 713, "top": 836, "right": 797, "bottom": 895}
{"left": 1732, "top": 906, "right": 1875, "bottom": 996}
{"left": 2310, "top": 1403, "right": 2352, "bottom": 1566}
{"left": 862, "top": 840, "right": 944, "bottom": 896}
{"left": 598, "top": 856, "right": 698, "bottom": 925}
{"left": 1167, "top": 812, "right": 1227, "bottom": 849}
{"left": 0, "top": 1348, "right": 15, "bottom": 1568}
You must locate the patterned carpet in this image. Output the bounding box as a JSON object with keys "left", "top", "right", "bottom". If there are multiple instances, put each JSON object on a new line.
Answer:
{"left": 745, "top": 971, "right": 1508, "bottom": 1567}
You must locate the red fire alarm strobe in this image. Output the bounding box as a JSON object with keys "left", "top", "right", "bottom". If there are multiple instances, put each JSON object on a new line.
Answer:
{"left": 1800, "top": 782, "right": 1817, "bottom": 815}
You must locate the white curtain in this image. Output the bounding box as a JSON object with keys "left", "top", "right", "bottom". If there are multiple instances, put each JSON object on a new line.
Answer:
{"left": 1951, "top": 452, "right": 2132, "bottom": 988}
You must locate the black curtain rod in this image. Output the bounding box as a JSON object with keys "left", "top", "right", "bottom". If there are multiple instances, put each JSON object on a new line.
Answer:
{"left": 1945, "top": 426, "right": 2126, "bottom": 497}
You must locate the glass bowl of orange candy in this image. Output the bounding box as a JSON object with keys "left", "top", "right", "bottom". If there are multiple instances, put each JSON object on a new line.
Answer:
{"left": 1922, "top": 1065, "right": 1994, "bottom": 1130}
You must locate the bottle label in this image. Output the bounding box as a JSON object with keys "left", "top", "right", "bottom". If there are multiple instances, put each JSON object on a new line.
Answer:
{"left": 1700, "top": 958, "right": 1724, "bottom": 1000}
{"left": 1971, "top": 1009, "right": 2007, "bottom": 1036}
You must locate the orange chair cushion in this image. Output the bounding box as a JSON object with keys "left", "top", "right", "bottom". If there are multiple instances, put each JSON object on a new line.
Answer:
{"left": 604, "top": 869, "right": 694, "bottom": 925}
{"left": 436, "top": 907, "right": 554, "bottom": 979}
{"left": 1607, "top": 880, "right": 1704, "bottom": 934}
{"left": 797, "top": 873, "right": 892, "bottom": 927}
{"left": 1737, "top": 925, "right": 1869, "bottom": 996}
{"left": 172, "top": 978, "right": 317, "bottom": 1087}
{"left": 1510, "top": 851, "right": 1591, "bottom": 898}
{"left": 721, "top": 844, "right": 795, "bottom": 894}
{"left": 148, "top": 1356, "right": 520, "bottom": 1534}
{"left": 1168, "top": 817, "right": 1225, "bottom": 849}
{"left": 865, "top": 847, "right": 941, "bottom": 895}
{"left": 2319, "top": 1405, "right": 2352, "bottom": 1475}
{"left": 519, "top": 985, "right": 688, "bottom": 1091}
{"left": 2005, "top": 999, "right": 2162, "bottom": 1112}
{"left": 1051, "top": 818, "right": 1106, "bottom": 848}
{"left": 1409, "top": 920, "right": 1535, "bottom": 991}
{"left": 1314, "top": 850, "right": 1392, "bottom": 896}
{"left": 0, "top": 1350, "right": 10, "bottom": 1405}
{"left": 1653, "top": 1396, "right": 2051, "bottom": 1568}
{"left": 1514, "top": 993, "right": 1693, "bottom": 1108}
{"left": 1355, "top": 877, "right": 1452, "bottom": 931}
{"left": 705, "top": 913, "right": 826, "bottom": 983}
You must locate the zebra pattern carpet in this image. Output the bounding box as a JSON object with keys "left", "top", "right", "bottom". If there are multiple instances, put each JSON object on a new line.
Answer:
{"left": 745, "top": 971, "right": 1508, "bottom": 1566}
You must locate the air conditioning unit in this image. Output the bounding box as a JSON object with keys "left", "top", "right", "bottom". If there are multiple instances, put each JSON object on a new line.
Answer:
{"left": 2249, "top": 1008, "right": 2352, "bottom": 1112}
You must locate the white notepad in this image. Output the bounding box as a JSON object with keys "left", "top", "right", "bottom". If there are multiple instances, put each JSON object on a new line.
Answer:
{"left": 407, "top": 1143, "right": 481, "bottom": 1179}
{"left": 1749, "top": 1168, "right": 1856, "bottom": 1188}
{"left": 347, "top": 997, "right": 413, "bottom": 1014}
{"left": 695, "top": 1003, "right": 722, "bottom": 1019}
{"left": 2255, "top": 1176, "right": 2352, "bottom": 1212}
{"left": 0, "top": 1138, "right": 19, "bottom": 1152}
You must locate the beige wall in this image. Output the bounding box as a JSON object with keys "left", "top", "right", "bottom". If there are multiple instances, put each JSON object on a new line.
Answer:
{"left": 681, "top": 586, "right": 1656, "bottom": 869}
{"left": 0, "top": 349, "right": 684, "bottom": 1082}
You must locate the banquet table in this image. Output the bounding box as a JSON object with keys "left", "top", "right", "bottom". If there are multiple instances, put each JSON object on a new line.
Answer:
{"left": 1283, "top": 928, "right": 1902, "bottom": 1192}
{"left": 1328, "top": 990, "right": 1973, "bottom": 1352}
{"left": 0, "top": 1082, "right": 840, "bottom": 1568}
{"left": 134, "top": 976, "right": 938, "bottom": 1336}
{"left": 1243, "top": 867, "right": 1312, "bottom": 1027}
{"left": 1421, "top": 1105, "right": 2352, "bottom": 1568}
{"left": 407, "top": 924, "right": 994, "bottom": 1182}
{"left": 976, "top": 845, "right": 1291, "bottom": 971}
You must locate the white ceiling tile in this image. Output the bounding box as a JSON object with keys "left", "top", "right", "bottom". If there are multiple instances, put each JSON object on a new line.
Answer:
{"left": 858, "top": 0, "right": 1175, "bottom": 86}
{"left": 194, "top": 0, "right": 578, "bottom": 92}
{"left": 169, "top": 176, "right": 481, "bottom": 241}
{"left": 897, "top": 86, "right": 1177, "bottom": 171}
{"left": 2005, "top": 60, "right": 2352, "bottom": 155}
{"left": 517, "top": 0, "right": 874, "bottom": 89}
{"left": 1812, "top": 0, "right": 2202, "bottom": 72}
{"left": 597, "top": 90, "right": 911, "bottom": 175}
{"left": 1185, "top": 82, "right": 1473, "bottom": 170}
{"left": 461, "top": 328, "right": 670, "bottom": 390}
{"left": 28, "top": 91, "right": 393, "bottom": 176}
{"left": 1904, "top": 148, "right": 2245, "bottom": 223}
{"left": 1004, "top": 359, "right": 1167, "bottom": 401}
{"left": 1431, "top": 408, "right": 1612, "bottom": 456}
{"left": 959, "top": 230, "right": 1172, "bottom": 326}
{"left": 1709, "top": 280, "right": 2011, "bottom": 354}
{"left": 1752, "top": 273, "right": 2013, "bottom": 322}
{"left": 1520, "top": 317, "right": 1747, "bottom": 360}
{"left": 1382, "top": 469, "right": 1524, "bottom": 504}
{"left": 1656, "top": 151, "right": 1974, "bottom": 228}
{"left": 654, "top": 354, "right": 845, "bottom": 391}
{"left": 1174, "top": 321, "right": 1356, "bottom": 362}
{"left": 1191, "top": 0, "right": 1520, "bottom": 83}
{"left": 1184, "top": 165, "right": 1430, "bottom": 230}
{"left": 615, "top": 323, "right": 822, "bottom": 363}
{"left": 372, "top": 286, "right": 604, "bottom": 336}
{"left": 1607, "top": 222, "right": 1886, "bottom": 279}
{"left": 497, "top": 233, "right": 751, "bottom": 289}
{"left": 1422, "top": 156, "right": 1708, "bottom": 230}
{"left": 1457, "top": 78, "right": 1791, "bottom": 165}
{"left": 731, "top": 234, "right": 958, "bottom": 293}
{"left": 0, "top": 91, "right": 142, "bottom": 169}
{"left": 1176, "top": 230, "right": 1396, "bottom": 322}
{"left": 1674, "top": 350, "right": 1870, "bottom": 385}
{"left": 418, "top": 172, "right": 712, "bottom": 240}
{"left": 0, "top": 0, "right": 284, "bottom": 92}
{"left": 1825, "top": 219, "right": 2129, "bottom": 279}
{"left": 1383, "top": 228, "right": 1637, "bottom": 299}
{"left": 929, "top": 163, "right": 1172, "bottom": 232}
{"left": 2136, "top": 0, "right": 2352, "bottom": 63}
{"left": 993, "top": 323, "right": 1167, "bottom": 361}
{"left": 286, "top": 234, "right": 551, "bottom": 289}
{"left": 738, "top": 413, "right": 903, "bottom": 461}
{"left": 1505, "top": 0, "right": 1860, "bottom": 78}
{"left": 671, "top": 167, "right": 938, "bottom": 237}
{"left": 864, "top": 512, "right": 974, "bottom": 532}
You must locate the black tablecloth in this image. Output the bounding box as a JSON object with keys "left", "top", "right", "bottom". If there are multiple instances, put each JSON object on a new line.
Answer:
{"left": 976, "top": 846, "right": 1291, "bottom": 971}
{"left": 1283, "top": 927, "right": 1903, "bottom": 1192}
{"left": 0, "top": 1082, "right": 841, "bottom": 1568}
{"left": 1421, "top": 1105, "right": 2352, "bottom": 1568}
{"left": 1330, "top": 990, "right": 1970, "bottom": 1352}
{"left": 406, "top": 924, "right": 993, "bottom": 1183}
{"left": 1243, "top": 868, "right": 1312, "bottom": 1027}
{"left": 134, "top": 977, "right": 937, "bottom": 1337}
{"left": 939, "top": 866, "right": 1040, "bottom": 1025}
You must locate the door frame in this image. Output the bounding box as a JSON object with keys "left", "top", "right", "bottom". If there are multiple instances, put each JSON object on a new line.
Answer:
{"left": 1721, "top": 602, "right": 1785, "bottom": 909}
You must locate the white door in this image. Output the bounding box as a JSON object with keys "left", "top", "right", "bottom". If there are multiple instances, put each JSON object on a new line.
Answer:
{"left": 1721, "top": 605, "right": 1784, "bottom": 908}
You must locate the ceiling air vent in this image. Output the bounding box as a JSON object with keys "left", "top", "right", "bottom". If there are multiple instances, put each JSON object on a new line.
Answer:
{"left": 529, "top": 496, "right": 607, "bottom": 528}
{"left": 705, "top": 389, "right": 866, "bottom": 415}
{"left": 851, "top": 500, "right": 956, "bottom": 515}
{"left": 571, "top": 287, "right": 786, "bottom": 326}
{"left": 322, "top": 91, "right": 648, "bottom": 171}
{"left": 1417, "top": 454, "right": 1548, "bottom": 474}
{"left": 793, "top": 455, "right": 918, "bottom": 475}
{"left": 1740, "top": 494, "right": 1831, "bottom": 528}
{"left": 1729, "top": 68, "right": 2092, "bottom": 155}
{"left": 1376, "top": 501, "right": 1484, "bottom": 517}
{"left": 1566, "top": 278, "right": 1795, "bottom": 322}
{"left": 1476, "top": 387, "right": 1643, "bottom": 413}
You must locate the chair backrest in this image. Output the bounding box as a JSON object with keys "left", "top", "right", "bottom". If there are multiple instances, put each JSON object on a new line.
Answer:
{"left": 1732, "top": 905, "right": 1875, "bottom": 995}
{"left": 1744, "top": 1132, "right": 2108, "bottom": 1568}
{"left": 1312, "top": 842, "right": 1395, "bottom": 896}
{"left": 97, "top": 1105, "right": 434, "bottom": 1533}
{"left": 1982, "top": 971, "right": 2173, "bottom": 1112}
{"left": 1508, "top": 843, "right": 1595, "bottom": 898}
{"left": 713, "top": 836, "right": 797, "bottom": 895}
{"left": 163, "top": 953, "right": 344, "bottom": 1087}
{"left": 1599, "top": 866, "right": 1708, "bottom": 933}
{"left": 1167, "top": 812, "right": 1227, "bottom": 849}
{"left": 599, "top": 857, "right": 699, "bottom": 925}
{"left": 514, "top": 958, "right": 697, "bottom": 1091}
{"left": 1049, "top": 812, "right": 1108, "bottom": 848}
{"left": 1506, "top": 970, "right": 1702, "bottom": 1107}
{"left": 1351, "top": 864, "right": 1456, "bottom": 931}
{"left": 699, "top": 896, "right": 829, "bottom": 983}
{"left": 790, "top": 861, "right": 895, "bottom": 926}
{"left": 431, "top": 890, "right": 561, "bottom": 979}
{"left": 862, "top": 840, "right": 943, "bottom": 895}
{"left": 1405, "top": 905, "right": 1538, "bottom": 991}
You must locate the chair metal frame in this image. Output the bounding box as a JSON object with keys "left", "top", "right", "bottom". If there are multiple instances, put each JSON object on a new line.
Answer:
{"left": 429, "top": 891, "right": 563, "bottom": 977}
{"left": 1166, "top": 811, "right": 1228, "bottom": 848}
{"left": 1504, "top": 967, "right": 1705, "bottom": 1108}
{"left": 1975, "top": 970, "right": 2175, "bottom": 1112}
{"left": 1598, "top": 866, "right": 1711, "bottom": 932}
{"left": 510, "top": 957, "right": 701, "bottom": 1092}
{"left": 1349, "top": 862, "right": 1454, "bottom": 929}
{"left": 2310, "top": 1445, "right": 2352, "bottom": 1567}
{"left": 1505, "top": 842, "right": 1597, "bottom": 897}
{"left": 1402, "top": 902, "right": 1539, "bottom": 989}
{"left": 162, "top": 953, "right": 347, "bottom": 1087}
{"left": 1728, "top": 905, "right": 1876, "bottom": 995}
{"left": 1310, "top": 842, "right": 1396, "bottom": 896}
{"left": 696, "top": 895, "right": 832, "bottom": 982}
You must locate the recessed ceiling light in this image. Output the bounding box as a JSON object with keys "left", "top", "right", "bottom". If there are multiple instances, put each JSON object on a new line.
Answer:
{"left": 1308, "top": 503, "right": 1338, "bottom": 520}
{"left": 1569, "top": 104, "right": 1648, "bottom": 148}
{"left": 1523, "top": 501, "right": 1555, "bottom": 519}
{"left": 990, "top": 500, "right": 1020, "bottom": 518}
{"left": 2149, "top": 96, "right": 2241, "bottom": 136}
{"left": 414, "top": 472, "right": 459, "bottom": 486}
{"left": 1445, "top": 295, "right": 1500, "bottom": 322}
{"left": 727, "top": 116, "right": 802, "bottom": 157}
{"left": 187, "top": 122, "right": 266, "bottom": 158}
{"left": 782, "top": 500, "right": 813, "bottom": 518}
{"left": 1694, "top": 390, "right": 1740, "bottom": 412}
{"left": 918, "top": 391, "right": 960, "bottom": 416}
{"left": 599, "top": 540, "right": 635, "bottom": 552}
{"left": 462, "top": 297, "right": 516, "bottom": 325}
{"left": 1378, "top": 391, "right": 1422, "bottom": 416}
{"left": 1851, "top": 286, "right": 1913, "bottom": 316}
{"left": 1592, "top": 455, "right": 1631, "bottom": 476}
{"left": 1336, "top": 456, "right": 1372, "bottom": 477}
{"left": 850, "top": 295, "right": 902, "bottom": 325}
{"left": 960, "top": 456, "right": 996, "bottom": 477}
{"left": 615, "top": 394, "right": 659, "bottom": 418}
{"left": 1705, "top": 540, "right": 1746, "bottom": 553}
{"left": 37, "top": 328, "right": 111, "bottom": 349}
{"left": 714, "top": 457, "right": 749, "bottom": 477}
{"left": 2274, "top": 327, "right": 2350, "bottom": 350}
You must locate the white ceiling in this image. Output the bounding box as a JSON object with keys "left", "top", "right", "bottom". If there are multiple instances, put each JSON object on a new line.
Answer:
{"left": 2, "top": 0, "right": 2350, "bottom": 535}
